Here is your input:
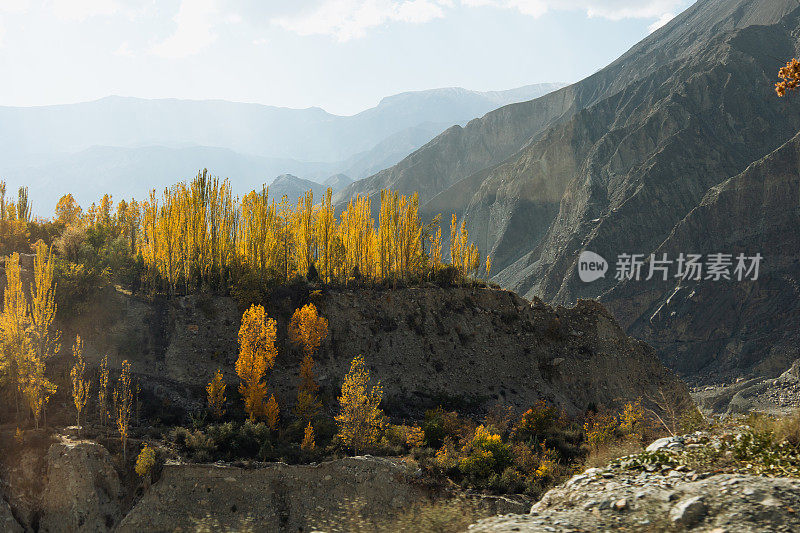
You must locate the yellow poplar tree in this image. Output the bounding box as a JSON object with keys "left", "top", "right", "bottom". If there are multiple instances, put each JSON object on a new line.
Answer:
{"left": 289, "top": 304, "right": 327, "bottom": 422}
{"left": 114, "top": 360, "right": 133, "bottom": 460}
{"left": 0, "top": 253, "right": 29, "bottom": 416}
{"left": 236, "top": 305, "right": 278, "bottom": 421}
{"left": 70, "top": 335, "right": 90, "bottom": 431}
{"left": 206, "top": 368, "right": 226, "bottom": 419}
{"left": 30, "top": 242, "right": 61, "bottom": 367}
{"left": 97, "top": 355, "right": 110, "bottom": 427}
{"left": 335, "top": 355, "right": 385, "bottom": 454}
{"left": 301, "top": 422, "right": 316, "bottom": 451}
{"left": 265, "top": 394, "right": 280, "bottom": 430}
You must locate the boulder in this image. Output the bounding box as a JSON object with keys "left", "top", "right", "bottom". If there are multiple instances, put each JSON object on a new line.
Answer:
{"left": 38, "top": 441, "right": 123, "bottom": 533}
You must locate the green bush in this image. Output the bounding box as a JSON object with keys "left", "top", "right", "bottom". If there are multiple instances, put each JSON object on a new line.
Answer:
{"left": 423, "top": 407, "right": 463, "bottom": 449}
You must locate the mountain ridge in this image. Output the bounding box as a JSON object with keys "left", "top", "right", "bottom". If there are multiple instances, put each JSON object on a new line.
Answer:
{"left": 339, "top": 0, "right": 800, "bottom": 382}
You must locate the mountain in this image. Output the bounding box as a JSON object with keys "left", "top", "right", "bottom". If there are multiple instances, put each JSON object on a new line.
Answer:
{"left": 322, "top": 173, "right": 353, "bottom": 192}
{"left": 0, "top": 83, "right": 563, "bottom": 211}
{"left": 0, "top": 146, "right": 335, "bottom": 216}
{"left": 340, "top": 0, "right": 800, "bottom": 382}
{"left": 267, "top": 174, "right": 327, "bottom": 202}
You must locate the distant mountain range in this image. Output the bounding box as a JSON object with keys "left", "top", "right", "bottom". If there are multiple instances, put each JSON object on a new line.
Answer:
{"left": 0, "top": 83, "right": 563, "bottom": 212}
{"left": 339, "top": 0, "right": 800, "bottom": 383}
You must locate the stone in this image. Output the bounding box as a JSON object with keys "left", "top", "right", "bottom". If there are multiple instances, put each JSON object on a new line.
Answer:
{"left": 38, "top": 440, "right": 122, "bottom": 533}
{"left": 646, "top": 437, "right": 672, "bottom": 452}
{"left": 669, "top": 496, "right": 707, "bottom": 527}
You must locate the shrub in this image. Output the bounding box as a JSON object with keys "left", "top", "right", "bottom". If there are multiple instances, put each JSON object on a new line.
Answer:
{"left": 514, "top": 400, "right": 559, "bottom": 441}
{"left": 458, "top": 425, "right": 512, "bottom": 484}
{"left": 583, "top": 412, "right": 618, "bottom": 449}
{"left": 135, "top": 445, "right": 157, "bottom": 484}
{"left": 423, "top": 407, "right": 463, "bottom": 449}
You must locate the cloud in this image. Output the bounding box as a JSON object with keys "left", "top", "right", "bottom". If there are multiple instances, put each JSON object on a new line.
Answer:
{"left": 0, "top": 1, "right": 32, "bottom": 14}
{"left": 114, "top": 41, "right": 133, "bottom": 56}
{"left": 648, "top": 12, "right": 674, "bottom": 33}
{"left": 50, "top": 0, "right": 119, "bottom": 21}
{"left": 150, "top": 0, "right": 219, "bottom": 58}
{"left": 273, "top": 0, "right": 449, "bottom": 42}
{"left": 464, "top": 0, "right": 686, "bottom": 19}
{"left": 274, "top": 0, "right": 686, "bottom": 40}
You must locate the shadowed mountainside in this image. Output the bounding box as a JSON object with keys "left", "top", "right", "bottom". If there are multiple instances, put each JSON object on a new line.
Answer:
{"left": 340, "top": 0, "right": 800, "bottom": 382}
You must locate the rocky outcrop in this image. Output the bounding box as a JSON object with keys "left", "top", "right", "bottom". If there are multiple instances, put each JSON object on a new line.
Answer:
{"left": 694, "top": 359, "right": 800, "bottom": 416}
{"left": 69, "top": 286, "right": 690, "bottom": 419}
{"left": 38, "top": 440, "right": 123, "bottom": 533}
{"left": 117, "top": 456, "right": 517, "bottom": 532}
{"left": 469, "top": 442, "right": 800, "bottom": 532}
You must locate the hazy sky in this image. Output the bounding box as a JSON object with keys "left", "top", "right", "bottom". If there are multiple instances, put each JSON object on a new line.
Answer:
{"left": 0, "top": 0, "right": 693, "bottom": 115}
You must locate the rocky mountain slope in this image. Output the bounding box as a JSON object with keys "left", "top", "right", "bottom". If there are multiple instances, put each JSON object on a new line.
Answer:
{"left": 62, "top": 286, "right": 689, "bottom": 420}
{"left": 340, "top": 0, "right": 800, "bottom": 385}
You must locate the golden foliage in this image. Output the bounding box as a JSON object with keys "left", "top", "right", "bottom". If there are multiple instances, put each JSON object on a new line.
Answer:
{"left": 295, "top": 387, "right": 322, "bottom": 424}
{"left": 289, "top": 303, "right": 328, "bottom": 357}
{"left": 265, "top": 394, "right": 280, "bottom": 430}
{"left": 1, "top": 253, "right": 30, "bottom": 415}
{"left": 70, "top": 335, "right": 90, "bottom": 429}
{"left": 135, "top": 170, "right": 481, "bottom": 289}
{"left": 135, "top": 444, "right": 156, "bottom": 480}
{"left": 114, "top": 360, "right": 133, "bottom": 460}
{"left": 98, "top": 354, "right": 110, "bottom": 427}
{"left": 406, "top": 425, "right": 425, "bottom": 449}
{"left": 236, "top": 305, "right": 277, "bottom": 421}
{"left": 583, "top": 412, "right": 618, "bottom": 449}
{"left": 619, "top": 399, "right": 647, "bottom": 439}
{"left": 55, "top": 194, "right": 83, "bottom": 226}
{"left": 301, "top": 422, "right": 316, "bottom": 451}
{"left": 1, "top": 249, "right": 59, "bottom": 428}
{"left": 290, "top": 304, "right": 327, "bottom": 422}
{"left": 335, "top": 355, "right": 385, "bottom": 453}
{"left": 777, "top": 58, "right": 800, "bottom": 97}
{"left": 206, "top": 368, "right": 226, "bottom": 419}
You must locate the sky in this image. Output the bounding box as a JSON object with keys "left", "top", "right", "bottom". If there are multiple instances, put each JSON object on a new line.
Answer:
{"left": 0, "top": 0, "right": 694, "bottom": 116}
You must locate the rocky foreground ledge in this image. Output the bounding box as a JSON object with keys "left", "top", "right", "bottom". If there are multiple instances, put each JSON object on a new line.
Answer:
{"left": 468, "top": 433, "right": 800, "bottom": 532}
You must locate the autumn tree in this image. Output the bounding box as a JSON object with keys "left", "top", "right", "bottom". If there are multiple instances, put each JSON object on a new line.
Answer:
{"left": 315, "top": 189, "right": 336, "bottom": 282}
{"left": 236, "top": 305, "right": 278, "bottom": 421}
{"left": 777, "top": 58, "right": 800, "bottom": 97}
{"left": 0, "top": 253, "right": 29, "bottom": 417}
{"left": 266, "top": 394, "right": 280, "bottom": 430}
{"left": 114, "top": 360, "right": 133, "bottom": 461}
{"left": 16, "top": 187, "right": 30, "bottom": 222}
{"left": 206, "top": 368, "right": 226, "bottom": 419}
{"left": 289, "top": 303, "right": 328, "bottom": 422}
{"left": 70, "top": 335, "right": 90, "bottom": 432}
{"left": 301, "top": 422, "right": 316, "bottom": 451}
{"left": 30, "top": 242, "right": 60, "bottom": 369}
{"left": 97, "top": 355, "right": 110, "bottom": 427}
{"left": 485, "top": 255, "right": 492, "bottom": 282}
{"left": 135, "top": 445, "right": 156, "bottom": 488}
{"left": 55, "top": 194, "right": 83, "bottom": 226}
{"left": 289, "top": 303, "right": 328, "bottom": 358}
{"left": 335, "top": 355, "right": 385, "bottom": 454}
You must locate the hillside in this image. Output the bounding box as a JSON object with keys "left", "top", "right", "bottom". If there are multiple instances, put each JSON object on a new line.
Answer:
{"left": 340, "top": 0, "right": 800, "bottom": 383}
{"left": 61, "top": 286, "right": 689, "bottom": 420}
